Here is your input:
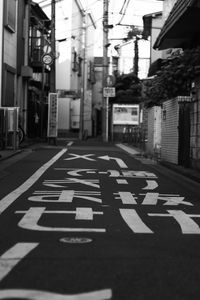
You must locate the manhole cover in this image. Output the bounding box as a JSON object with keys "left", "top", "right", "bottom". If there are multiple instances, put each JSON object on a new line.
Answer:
{"left": 59, "top": 237, "right": 93, "bottom": 244}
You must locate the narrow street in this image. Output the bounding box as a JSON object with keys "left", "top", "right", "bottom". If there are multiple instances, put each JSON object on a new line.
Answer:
{"left": 0, "top": 139, "right": 200, "bottom": 299}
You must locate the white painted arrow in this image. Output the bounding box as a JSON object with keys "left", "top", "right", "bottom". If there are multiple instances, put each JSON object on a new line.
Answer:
{"left": 99, "top": 155, "right": 128, "bottom": 169}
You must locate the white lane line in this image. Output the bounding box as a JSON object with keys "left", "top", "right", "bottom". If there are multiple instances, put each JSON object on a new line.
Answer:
{"left": 116, "top": 143, "right": 140, "bottom": 155}
{"left": 116, "top": 179, "right": 128, "bottom": 185}
{"left": 0, "top": 243, "right": 38, "bottom": 282}
{"left": 0, "top": 149, "right": 67, "bottom": 214}
{"left": 66, "top": 141, "right": 74, "bottom": 146}
{"left": 0, "top": 288, "right": 112, "bottom": 299}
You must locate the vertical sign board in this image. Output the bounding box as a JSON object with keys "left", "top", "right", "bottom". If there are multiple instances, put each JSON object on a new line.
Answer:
{"left": 47, "top": 93, "right": 58, "bottom": 138}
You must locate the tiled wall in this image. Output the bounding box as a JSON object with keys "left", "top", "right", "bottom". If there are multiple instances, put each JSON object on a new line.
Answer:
{"left": 161, "top": 98, "right": 179, "bottom": 164}
{"left": 190, "top": 78, "right": 200, "bottom": 169}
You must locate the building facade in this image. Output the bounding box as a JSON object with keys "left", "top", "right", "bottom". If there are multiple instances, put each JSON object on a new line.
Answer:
{"left": 0, "top": 0, "right": 51, "bottom": 146}
{"left": 147, "top": 0, "right": 200, "bottom": 170}
{"left": 41, "top": 0, "right": 96, "bottom": 138}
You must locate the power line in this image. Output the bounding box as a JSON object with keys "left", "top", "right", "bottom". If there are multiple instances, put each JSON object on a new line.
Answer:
{"left": 119, "top": 0, "right": 128, "bottom": 14}
{"left": 117, "top": 0, "right": 131, "bottom": 25}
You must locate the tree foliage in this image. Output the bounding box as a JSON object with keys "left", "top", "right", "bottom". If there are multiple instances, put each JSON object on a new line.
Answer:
{"left": 113, "top": 72, "right": 142, "bottom": 103}
{"left": 143, "top": 47, "right": 200, "bottom": 106}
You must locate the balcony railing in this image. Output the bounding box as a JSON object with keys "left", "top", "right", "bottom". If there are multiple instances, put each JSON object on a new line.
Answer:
{"left": 29, "top": 36, "right": 51, "bottom": 70}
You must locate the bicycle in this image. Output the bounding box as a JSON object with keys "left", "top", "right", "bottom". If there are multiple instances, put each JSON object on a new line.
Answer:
{"left": 0, "top": 125, "right": 25, "bottom": 150}
{"left": 18, "top": 125, "right": 25, "bottom": 144}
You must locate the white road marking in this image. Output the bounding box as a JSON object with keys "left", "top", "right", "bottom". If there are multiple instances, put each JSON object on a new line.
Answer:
{"left": 28, "top": 190, "right": 102, "bottom": 204}
{"left": 141, "top": 193, "right": 192, "bottom": 206}
{"left": 0, "top": 243, "right": 38, "bottom": 282}
{"left": 0, "top": 149, "right": 67, "bottom": 214}
{"left": 43, "top": 178, "right": 100, "bottom": 188}
{"left": 142, "top": 180, "right": 158, "bottom": 190}
{"left": 54, "top": 168, "right": 97, "bottom": 177}
{"left": 66, "top": 141, "right": 74, "bottom": 146}
{"left": 116, "top": 143, "right": 140, "bottom": 155}
{"left": 120, "top": 209, "right": 153, "bottom": 234}
{"left": 99, "top": 155, "right": 128, "bottom": 168}
{"left": 63, "top": 178, "right": 100, "bottom": 188}
{"left": 64, "top": 154, "right": 96, "bottom": 161}
{"left": 0, "top": 288, "right": 112, "bottom": 299}
{"left": 54, "top": 168, "right": 157, "bottom": 179}
{"left": 16, "top": 207, "right": 106, "bottom": 232}
{"left": 115, "top": 192, "right": 137, "bottom": 204}
{"left": 116, "top": 179, "right": 128, "bottom": 184}
{"left": 149, "top": 210, "right": 200, "bottom": 234}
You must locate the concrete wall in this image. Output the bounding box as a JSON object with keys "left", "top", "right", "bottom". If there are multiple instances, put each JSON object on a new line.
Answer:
{"left": 161, "top": 98, "right": 179, "bottom": 164}
{"left": 147, "top": 107, "right": 154, "bottom": 154}
{"left": 55, "top": 0, "right": 73, "bottom": 90}
{"left": 190, "top": 77, "right": 200, "bottom": 170}
{"left": 151, "top": 15, "right": 163, "bottom": 64}
{"left": 147, "top": 106, "right": 161, "bottom": 156}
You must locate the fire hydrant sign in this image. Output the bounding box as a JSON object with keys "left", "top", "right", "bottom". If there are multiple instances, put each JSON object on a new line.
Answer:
{"left": 47, "top": 93, "right": 58, "bottom": 138}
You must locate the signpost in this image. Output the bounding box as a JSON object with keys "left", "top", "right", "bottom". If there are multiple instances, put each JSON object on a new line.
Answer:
{"left": 47, "top": 93, "right": 58, "bottom": 144}
{"left": 103, "top": 87, "right": 116, "bottom": 141}
{"left": 42, "top": 54, "right": 53, "bottom": 65}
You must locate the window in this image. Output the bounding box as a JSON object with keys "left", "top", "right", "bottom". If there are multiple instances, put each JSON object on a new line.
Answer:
{"left": 2, "top": 64, "right": 15, "bottom": 107}
{"left": 4, "top": 0, "right": 17, "bottom": 32}
{"left": 72, "top": 48, "right": 78, "bottom": 72}
{"left": 78, "top": 56, "right": 83, "bottom": 76}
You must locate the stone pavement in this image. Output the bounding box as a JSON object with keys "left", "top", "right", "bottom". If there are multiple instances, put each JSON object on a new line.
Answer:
{"left": 0, "top": 138, "right": 200, "bottom": 184}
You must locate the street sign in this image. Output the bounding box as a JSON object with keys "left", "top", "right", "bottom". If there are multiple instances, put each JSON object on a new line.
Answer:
{"left": 103, "top": 87, "right": 116, "bottom": 97}
{"left": 47, "top": 93, "right": 58, "bottom": 138}
{"left": 42, "top": 54, "right": 53, "bottom": 65}
{"left": 106, "top": 75, "right": 115, "bottom": 86}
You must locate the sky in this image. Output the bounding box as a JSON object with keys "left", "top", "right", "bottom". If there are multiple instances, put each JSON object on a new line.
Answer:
{"left": 34, "top": 0, "right": 163, "bottom": 62}
{"left": 81, "top": 0, "right": 163, "bottom": 55}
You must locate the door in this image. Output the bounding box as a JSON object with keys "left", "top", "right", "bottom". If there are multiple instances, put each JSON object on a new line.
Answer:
{"left": 178, "top": 103, "right": 190, "bottom": 167}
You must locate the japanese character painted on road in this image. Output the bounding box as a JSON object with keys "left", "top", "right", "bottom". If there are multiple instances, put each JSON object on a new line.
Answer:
{"left": 53, "top": 168, "right": 158, "bottom": 179}
{"left": 54, "top": 168, "right": 97, "bottom": 177}
{"left": 148, "top": 210, "right": 200, "bottom": 234}
{"left": 15, "top": 207, "right": 106, "bottom": 232}
{"left": 141, "top": 193, "right": 193, "bottom": 206}
{"left": 119, "top": 209, "right": 200, "bottom": 234}
{"left": 120, "top": 170, "right": 157, "bottom": 179}
{"left": 115, "top": 179, "right": 158, "bottom": 189}
{"left": 28, "top": 190, "right": 102, "bottom": 204}
{"left": 114, "top": 192, "right": 137, "bottom": 204}
{"left": 114, "top": 192, "right": 192, "bottom": 206}
{"left": 43, "top": 178, "right": 100, "bottom": 188}
{"left": 142, "top": 180, "right": 158, "bottom": 190}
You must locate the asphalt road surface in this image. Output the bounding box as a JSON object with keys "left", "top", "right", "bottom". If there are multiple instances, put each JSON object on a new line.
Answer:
{"left": 0, "top": 139, "right": 200, "bottom": 300}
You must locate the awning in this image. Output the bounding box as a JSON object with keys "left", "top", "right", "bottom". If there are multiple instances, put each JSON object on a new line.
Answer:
{"left": 154, "top": 0, "right": 200, "bottom": 50}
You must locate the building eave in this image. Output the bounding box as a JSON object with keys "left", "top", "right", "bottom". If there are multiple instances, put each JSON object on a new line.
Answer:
{"left": 154, "top": 0, "right": 200, "bottom": 50}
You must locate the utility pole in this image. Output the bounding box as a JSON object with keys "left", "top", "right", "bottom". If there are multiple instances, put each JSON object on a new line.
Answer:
{"left": 79, "top": 11, "right": 86, "bottom": 140}
{"left": 50, "top": 0, "right": 56, "bottom": 92}
{"left": 134, "top": 37, "right": 139, "bottom": 77}
{"left": 102, "top": 0, "right": 109, "bottom": 142}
